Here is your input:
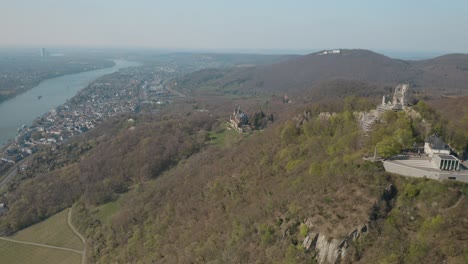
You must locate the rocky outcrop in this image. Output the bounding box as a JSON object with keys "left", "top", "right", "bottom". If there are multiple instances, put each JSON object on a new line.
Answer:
{"left": 348, "top": 224, "right": 368, "bottom": 241}
{"left": 294, "top": 110, "right": 340, "bottom": 128}
{"left": 302, "top": 224, "right": 368, "bottom": 264}
{"left": 315, "top": 234, "right": 345, "bottom": 264}
{"left": 318, "top": 112, "right": 336, "bottom": 121}
{"left": 302, "top": 232, "right": 319, "bottom": 250}
{"left": 301, "top": 185, "right": 396, "bottom": 263}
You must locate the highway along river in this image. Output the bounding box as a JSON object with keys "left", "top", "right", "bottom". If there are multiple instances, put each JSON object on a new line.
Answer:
{"left": 0, "top": 60, "right": 140, "bottom": 146}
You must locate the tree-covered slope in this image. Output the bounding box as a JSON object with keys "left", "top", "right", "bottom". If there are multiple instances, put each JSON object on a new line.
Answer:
{"left": 1, "top": 98, "right": 466, "bottom": 263}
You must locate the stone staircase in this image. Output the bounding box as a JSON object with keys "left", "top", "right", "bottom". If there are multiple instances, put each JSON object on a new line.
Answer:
{"left": 358, "top": 83, "right": 410, "bottom": 147}
{"left": 358, "top": 105, "right": 388, "bottom": 146}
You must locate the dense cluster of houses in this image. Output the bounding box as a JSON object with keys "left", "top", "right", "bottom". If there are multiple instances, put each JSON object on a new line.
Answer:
{"left": 0, "top": 69, "right": 179, "bottom": 169}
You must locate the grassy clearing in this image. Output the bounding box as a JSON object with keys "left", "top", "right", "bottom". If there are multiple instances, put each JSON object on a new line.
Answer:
{"left": 208, "top": 122, "right": 243, "bottom": 147}
{"left": 0, "top": 240, "right": 81, "bottom": 264}
{"left": 95, "top": 200, "right": 121, "bottom": 225}
{"left": 10, "top": 209, "right": 82, "bottom": 251}
{"left": 208, "top": 128, "right": 227, "bottom": 145}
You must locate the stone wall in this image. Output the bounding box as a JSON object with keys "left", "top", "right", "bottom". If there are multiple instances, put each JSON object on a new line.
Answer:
{"left": 438, "top": 172, "right": 468, "bottom": 183}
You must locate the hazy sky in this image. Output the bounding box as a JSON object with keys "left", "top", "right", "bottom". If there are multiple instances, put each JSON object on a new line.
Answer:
{"left": 1, "top": 0, "right": 467, "bottom": 53}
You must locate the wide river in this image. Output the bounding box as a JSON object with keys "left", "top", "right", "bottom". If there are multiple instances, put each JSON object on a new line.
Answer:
{"left": 0, "top": 59, "right": 140, "bottom": 147}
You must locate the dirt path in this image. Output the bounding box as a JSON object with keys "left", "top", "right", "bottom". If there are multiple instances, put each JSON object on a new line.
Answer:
{"left": 445, "top": 194, "right": 464, "bottom": 211}
{"left": 68, "top": 207, "right": 87, "bottom": 264}
{"left": 0, "top": 236, "right": 82, "bottom": 254}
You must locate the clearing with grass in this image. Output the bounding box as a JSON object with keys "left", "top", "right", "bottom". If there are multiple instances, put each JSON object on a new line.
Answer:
{"left": 0, "top": 208, "right": 84, "bottom": 264}
{"left": 0, "top": 240, "right": 81, "bottom": 264}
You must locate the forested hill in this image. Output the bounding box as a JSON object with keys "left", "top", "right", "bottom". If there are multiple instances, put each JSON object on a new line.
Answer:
{"left": 1, "top": 95, "right": 466, "bottom": 263}
{"left": 0, "top": 49, "right": 467, "bottom": 263}
{"left": 175, "top": 49, "right": 468, "bottom": 98}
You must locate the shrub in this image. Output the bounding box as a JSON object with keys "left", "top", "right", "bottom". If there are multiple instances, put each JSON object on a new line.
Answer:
{"left": 404, "top": 184, "right": 420, "bottom": 198}
{"left": 299, "top": 223, "right": 309, "bottom": 237}
{"left": 258, "top": 223, "right": 276, "bottom": 245}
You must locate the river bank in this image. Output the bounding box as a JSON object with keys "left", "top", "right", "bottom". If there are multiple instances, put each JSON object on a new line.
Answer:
{"left": 0, "top": 57, "right": 116, "bottom": 104}
{"left": 0, "top": 60, "right": 140, "bottom": 147}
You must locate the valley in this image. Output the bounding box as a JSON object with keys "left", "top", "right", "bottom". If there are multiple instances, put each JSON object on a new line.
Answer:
{"left": 0, "top": 49, "right": 467, "bottom": 263}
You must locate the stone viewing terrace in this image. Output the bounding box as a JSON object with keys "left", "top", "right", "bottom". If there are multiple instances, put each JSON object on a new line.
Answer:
{"left": 383, "top": 155, "right": 468, "bottom": 183}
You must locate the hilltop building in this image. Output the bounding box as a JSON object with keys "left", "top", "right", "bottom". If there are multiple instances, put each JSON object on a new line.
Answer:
{"left": 383, "top": 152, "right": 466, "bottom": 182}
{"left": 229, "top": 106, "right": 250, "bottom": 133}
{"left": 432, "top": 154, "right": 461, "bottom": 171}
{"left": 424, "top": 134, "right": 450, "bottom": 157}
{"left": 319, "top": 49, "right": 341, "bottom": 55}
{"left": 382, "top": 127, "right": 467, "bottom": 182}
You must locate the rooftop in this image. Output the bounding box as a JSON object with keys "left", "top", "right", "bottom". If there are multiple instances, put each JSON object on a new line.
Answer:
{"left": 426, "top": 134, "right": 449, "bottom": 150}
{"left": 437, "top": 154, "right": 456, "bottom": 160}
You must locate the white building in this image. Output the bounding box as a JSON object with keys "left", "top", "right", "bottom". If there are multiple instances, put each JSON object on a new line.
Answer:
{"left": 424, "top": 134, "right": 450, "bottom": 157}
{"left": 432, "top": 154, "right": 461, "bottom": 171}
{"left": 319, "top": 49, "right": 341, "bottom": 55}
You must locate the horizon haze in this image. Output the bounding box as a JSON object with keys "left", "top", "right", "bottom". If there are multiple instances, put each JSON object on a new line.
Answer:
{"left": 1, "top": 0, "right": 468, "bottom": 55}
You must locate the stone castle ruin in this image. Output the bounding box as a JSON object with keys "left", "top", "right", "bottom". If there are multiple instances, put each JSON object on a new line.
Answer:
{"left": 381, "top": 83, "right": 410, "bottom": 111}
{"left": 359, "top": 84, "right": 410, "bottom": 138}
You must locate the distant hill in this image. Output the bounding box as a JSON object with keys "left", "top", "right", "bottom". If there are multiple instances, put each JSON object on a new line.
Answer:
{"left": 410, "top": 54, "right": 468, "bottom": 95}
{"left": 176, "top": 49, "right": 468, "bottom": 99}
